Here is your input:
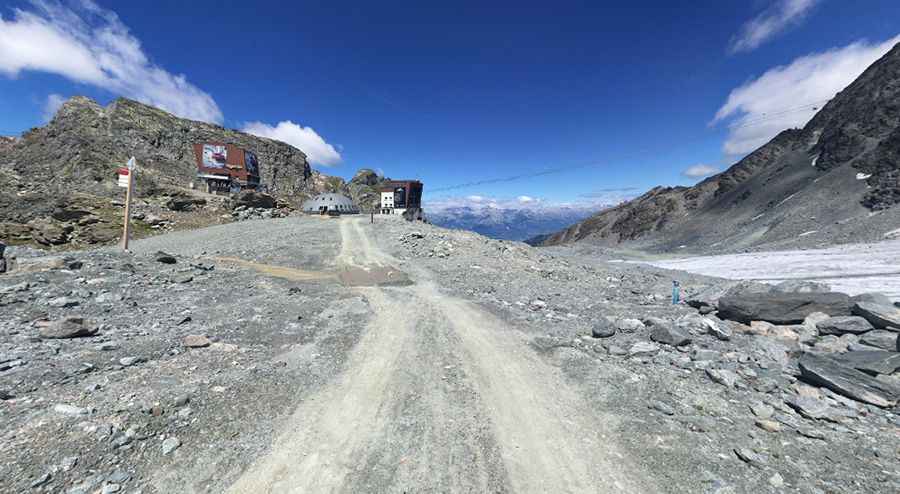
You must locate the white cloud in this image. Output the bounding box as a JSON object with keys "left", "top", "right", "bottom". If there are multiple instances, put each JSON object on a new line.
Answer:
{"left": 713, "top": 35, "right": 900, "bottom": 155}
{"left": 517, "top": 195, "right": 535, "bottom": 203}
{"left": 0, "top": 0, "right": 222, "bottom": 123}
{"left": 467, "top": 195, "right": 485, "bottom": 202}
{"left": 682, "top": 164, "right": 719, "bottom": 179}
{"left": 730, "top": 0, "right": 820, "bottom": 54}
{"left": 242, "top": 120, "right": 342, "bottom": 167}
{"left": 42, "top": 92, "right": 65, "bottom": 122}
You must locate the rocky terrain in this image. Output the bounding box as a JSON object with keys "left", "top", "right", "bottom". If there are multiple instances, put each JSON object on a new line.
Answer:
{"left": 2, "top": 215, "right": 898, "bottom": 493}
{"left": 0, "top": 97, "right": 389, "bottom": 250}
{"left": 542, "top": 42, "right": 900, "bottom": 254}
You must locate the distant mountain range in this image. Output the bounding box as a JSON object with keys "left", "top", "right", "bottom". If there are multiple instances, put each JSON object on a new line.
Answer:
{"left": 427, "top": 203, "right": 605, "bottom": 242}
{"left": 540, "top": 42, "right": 900, "bottom": 254}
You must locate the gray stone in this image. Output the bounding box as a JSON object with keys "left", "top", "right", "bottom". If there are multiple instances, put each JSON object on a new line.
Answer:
{"left": 859, "top": 330, "right": 899, "bottom": 351}
{"left": 852, "top": 292, "right": 895, "bottom": 307}
{"left": 183, "top": 334, "right": 211, "bottom": 348}
{"left": 755, "top": 419, "right": 781, "bottom": 432}
{"left": 785, "top": 395, "right": 838, "bottom": 421}
{"left": 650, "top": 324, "right": 691, "bottom": 346}
{"left": 106, "top": 470, "right": 131, "bottom": 483}
{"left": 816, "top": 316, "right": 874, "bottom": 335}
{"left": 154, "top": 251, "right": 177, "bottom": 264}
{"left": 718, "top": 292, "right": 853, "bottom": 324}
{"left": 798, "top": 353, "right": 900, "bottom": 408}
{"left": 852, "top": 302, "right": 900, "bottom": 330}
{"left": 628, "top": 342, "right": 659, "bottom": 357}
{"left": 813, "top": 334, "right": 855, "bottom": 353}
{"left": 30, "top": 472, "right": 51, "bottom": 488}
{"left": 769, "top": 473, "right": 785, "bottom": 488}
{"left": 161, "top": 436, "right": 181, "bottom": 455}
{"left": 704, "top": 317, "right": 732, "bottom": 341}
{"left": 615, "top": 318, "right": 644, "bottom": 332}
{"left": 40, "top": 317, "right": 98, "bottom": 339}
{"left": 649, "top": 401, "right": 675, "bottom": 415}
{"left": 119, "top": 356, "right": 144, "bottom": 367}
{"left": 49, "top": 296, "right": 80, "bottom": 308}
{"left": 833, "top": 350, "right": 900, "bottom": 376}
{"left": 692, "top": 349, "right": 719, "bottom": 362}
{"left": 733, "top": 448, "right": 765, "bottom": 467}
{"left": 591, "top": 318, "right": 616, "bottom": 338}
{"left": 706, "top": 368, "right": 739, "bottom": 388}
{"left": 54, "top": 403, "right": 88, "bottom": 416}
{"left": 749, "top": 402, "right": 774, "bottom": 419}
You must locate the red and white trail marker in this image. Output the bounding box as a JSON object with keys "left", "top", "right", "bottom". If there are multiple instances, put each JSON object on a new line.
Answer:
{"left": 116, "top": 167, "right": 130, "bottom": 188}
{"left": 118, "top": 157, "right": 137, "bottom": 251}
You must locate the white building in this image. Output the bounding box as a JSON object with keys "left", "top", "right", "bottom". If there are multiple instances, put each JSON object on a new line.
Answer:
{"left": 380, "top": 190, "right": 395, "bottom": 213}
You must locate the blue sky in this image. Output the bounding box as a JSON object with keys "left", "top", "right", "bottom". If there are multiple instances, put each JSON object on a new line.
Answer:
{"left": 2, "top": 0, "right": 900, "bottom": 208}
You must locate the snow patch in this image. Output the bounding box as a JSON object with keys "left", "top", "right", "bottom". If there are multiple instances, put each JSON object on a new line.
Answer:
{"left": 751, "top": 213, "right": 765, "bottom": 221}
{"left": 856, "top": 172, "right": 872, "bottom": 180}
{"left": 776, "top": 193, "right": 796, "bottom": 208}
{"left": 798, "top": 230, "right": 818, "bottom": 237}
{"left": 885, "top": 228, "right": 900, "bottom": 239}
{"left": 811, "top": 154, "right": 819, "bottom": 167}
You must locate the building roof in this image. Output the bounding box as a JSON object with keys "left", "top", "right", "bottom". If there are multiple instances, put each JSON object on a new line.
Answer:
{"left": 301, "top": 193, "right": 359, "bottom": 213}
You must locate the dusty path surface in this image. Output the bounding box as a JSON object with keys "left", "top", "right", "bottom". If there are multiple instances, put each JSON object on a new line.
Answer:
{"left": 227, "top": 217, "right": 649, "bottom": 493}
{"left": 636, "top": 239, "right": 900, "bottom": 300}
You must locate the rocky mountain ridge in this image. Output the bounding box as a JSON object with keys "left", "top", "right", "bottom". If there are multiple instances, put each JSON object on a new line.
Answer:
{"left": 0, "top": 96, "right": 386, "bottom": 248}
{"left": 542, "top": 43, "right": 900, "bottom": 253}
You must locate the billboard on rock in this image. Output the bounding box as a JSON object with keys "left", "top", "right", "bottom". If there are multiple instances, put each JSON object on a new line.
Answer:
{"left": 202, "top": 144, "right": 227, "bottom": 168}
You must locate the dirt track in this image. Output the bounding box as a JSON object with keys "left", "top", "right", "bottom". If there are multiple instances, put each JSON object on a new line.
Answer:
{"left": 227, "top": 217, "right": 650, "bottom": 493}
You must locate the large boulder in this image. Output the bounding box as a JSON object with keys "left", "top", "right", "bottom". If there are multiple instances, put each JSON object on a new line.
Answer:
{"left": 859, "top": 330, "right": 899, "bottom": 351}
{"left": 650, "top": 324, "right": 691, "bottom": 346}
{"left": 833, "top": 351, "right": 900, "bottom": 376}
{"left": 39, "top": 317, "right": 99, "bottom": 339}
{"left": 852, "top": 293, "right": 895, "bottom": 307}
{"left": 816, "top": 316, "right": 874, "bottom": 336}
{"left": 232, "top": 191, "right": 275, "bottom": 209}
{"left": 165, "top": 194, "right": 207, "bottom": 212}
{"left": 28, "top": 218, "right": 73, "bottom": 246}
{"left": 852, "top": 302, "right": 900, "bottom": 330}
{"left": 798, "top": 353, "right": 900, "bottom": 408}
{"left": 718, "top": 292, "right": 853, "bottom": 325}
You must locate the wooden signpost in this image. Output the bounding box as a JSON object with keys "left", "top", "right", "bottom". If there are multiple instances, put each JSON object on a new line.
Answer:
{"left": 118, "top": 157, "right": 136, "bottom": 251}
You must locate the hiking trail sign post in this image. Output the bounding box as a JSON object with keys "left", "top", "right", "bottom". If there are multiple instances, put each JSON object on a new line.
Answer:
{"left": 118, "top": 157, "right": 136, "bottom": 251}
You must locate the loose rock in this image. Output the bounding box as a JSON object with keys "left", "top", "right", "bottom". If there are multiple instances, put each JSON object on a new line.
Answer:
{"left": 39, "top": 317, "right": 98, "bottom": 339}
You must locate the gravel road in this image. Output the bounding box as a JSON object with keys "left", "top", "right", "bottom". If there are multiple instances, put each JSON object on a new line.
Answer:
{"left": 227, "top": 217, "right": 649, "bottom": 493}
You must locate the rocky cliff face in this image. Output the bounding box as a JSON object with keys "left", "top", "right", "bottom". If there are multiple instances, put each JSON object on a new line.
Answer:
{"left": 344, "top": 169, "right": 391, "bottom": 212}
{"left": 0, "top": 96, "right": 325, "bottom": 247}
{"left": 543, "top": 43, "right": 900, "bottom": 252}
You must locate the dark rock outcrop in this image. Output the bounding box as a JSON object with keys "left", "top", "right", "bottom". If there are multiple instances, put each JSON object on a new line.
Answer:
{"left": 816, "top": 316, "right": 874, "bottom": 336}
{"left": 852, "top": 301, "right": 900, "bottom": 330}
{"left": 833, "top": 350, "right": 900, "bottom": 376}
{"left": 798, "top": 353, "right": 900, "bottom": 408}
{"left": 231, "top": 191, "right": 276, "bottom": 209}
{"left": 718, "top": 292, "right": 853, "bottom": 325}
